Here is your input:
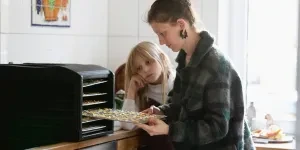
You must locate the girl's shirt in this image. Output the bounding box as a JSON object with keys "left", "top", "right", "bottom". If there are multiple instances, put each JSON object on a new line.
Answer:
{"left": 121, "top": 73, "right": 175, "bottom": 130}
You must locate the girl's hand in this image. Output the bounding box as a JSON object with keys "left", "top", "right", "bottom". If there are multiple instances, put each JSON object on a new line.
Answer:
{"left": 141, "top": 105, "right": 163, "bottom": 115}
{"left": 136, "top": 117, "right": 169, "bottom": 136}
{"left": 126, "top": 75, "right": 147, "bottom": 99}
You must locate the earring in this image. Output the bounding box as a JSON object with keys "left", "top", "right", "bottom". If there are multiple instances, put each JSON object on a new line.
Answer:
{"left": 180, "top": 29, "right": 188, "bottom": 39}
{"left": 184, "top": 30, "right": 188, "bottom": 38}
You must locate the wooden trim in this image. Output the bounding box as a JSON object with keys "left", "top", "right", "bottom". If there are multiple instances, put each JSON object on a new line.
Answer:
{"left": 117, "top": 136, "right": 140, "bottom": 150}
{"left": 30, "top": 130, "right": 141, "bottom": 150}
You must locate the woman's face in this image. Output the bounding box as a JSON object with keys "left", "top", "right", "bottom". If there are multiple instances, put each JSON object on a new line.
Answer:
{"left": 150, "top": 22, "right": 184, "bottom": 52}
{"left": 134, "top": 56, "right": 163, "bottom": 84}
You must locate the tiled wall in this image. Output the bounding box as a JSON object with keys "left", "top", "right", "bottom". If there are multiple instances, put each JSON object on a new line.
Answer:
{"left": 107, "top": 0, "right": 218, "bottom": 72}
{"left": 0, "top": 0, "right": 109, "bottom": 66}
{"left": 0, "top": 0, "right": 219, "bottom": 71}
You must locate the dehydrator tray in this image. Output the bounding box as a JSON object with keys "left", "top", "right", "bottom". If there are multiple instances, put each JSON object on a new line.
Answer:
{"left": 82, "top": 108, "right": 166, "bottom": 123}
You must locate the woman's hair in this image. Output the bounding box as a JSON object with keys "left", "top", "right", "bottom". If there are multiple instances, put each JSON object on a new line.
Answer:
{"left": 125, "top": 41, "right": 173, "bottom": 110}
{"left": 147, "top": 0, "right": 198, "bottom": 26}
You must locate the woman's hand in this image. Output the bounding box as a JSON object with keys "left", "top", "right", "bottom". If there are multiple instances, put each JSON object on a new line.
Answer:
{"left": 136, "top": 117, "right": 169, "bottom": 136}
{"left": 141, "top": 105, "right": 163, "bottom": 115}
{"left": 126, "top": 74, "right": 147, "bottom": 99}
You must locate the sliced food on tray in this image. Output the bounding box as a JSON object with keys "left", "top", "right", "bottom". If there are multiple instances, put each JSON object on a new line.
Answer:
{"left": 82, "top": 108, "right": 166, "bottom": 123}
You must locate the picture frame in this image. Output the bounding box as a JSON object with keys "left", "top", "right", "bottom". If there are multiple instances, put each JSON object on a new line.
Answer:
{"left": 31, "top": 0, "right": 71, "bottom": 27}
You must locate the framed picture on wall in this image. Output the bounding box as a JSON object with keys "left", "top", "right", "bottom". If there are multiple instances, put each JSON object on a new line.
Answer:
{"left": 31, "top": 0, "right": 71, "bottom": 27}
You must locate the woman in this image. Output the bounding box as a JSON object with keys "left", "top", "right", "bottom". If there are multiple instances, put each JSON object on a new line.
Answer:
{"left": 136, "top": 0, "right": 255, "bottom": 149}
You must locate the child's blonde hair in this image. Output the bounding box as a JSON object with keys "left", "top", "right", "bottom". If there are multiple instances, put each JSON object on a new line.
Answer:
{"left": 125, "top": 41, "right": 174, "bottom": 110}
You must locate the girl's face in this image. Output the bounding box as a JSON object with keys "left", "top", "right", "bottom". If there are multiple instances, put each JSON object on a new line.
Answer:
{"left": 134, "top": 56, "right": 163, "bottom": 84}
{"left": 150, "top": 21, "right": 184, "bottom": 52}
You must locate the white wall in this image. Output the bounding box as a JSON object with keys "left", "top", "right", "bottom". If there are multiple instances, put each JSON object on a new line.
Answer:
{"left": 296, "top": 0, "right": 300, "bottom": 146}
{"left": 107, "top": 0, "right": 220, "bottom": 72}
{"left": 0, "top": 0, "right": 108, "bottom": 67}
{"left": 0, "top": 0, "right": 222, "bottom": 73}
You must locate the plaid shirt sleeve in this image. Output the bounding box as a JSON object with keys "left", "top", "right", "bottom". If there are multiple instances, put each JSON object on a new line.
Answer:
{"left": 168, "top": 66, "right": 234, "bottom": 146}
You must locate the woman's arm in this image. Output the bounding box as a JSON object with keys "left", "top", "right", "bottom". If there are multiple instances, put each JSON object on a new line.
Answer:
{"left": 168, "top": 68, "right": 242, "bottom": 146}
{"left": 138, "top": 67, "right": 243, "bottom": 147}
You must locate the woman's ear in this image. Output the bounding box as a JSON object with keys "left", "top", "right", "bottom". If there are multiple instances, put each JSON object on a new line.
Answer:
{"left": 176, "top": 18, "right": 186, "bottom": 29}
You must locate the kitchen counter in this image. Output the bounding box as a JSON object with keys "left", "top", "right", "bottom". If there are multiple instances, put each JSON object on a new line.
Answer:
{"left": 29, "top": 129, "right": 296, "bottom": 150}
{"left": 255, "top": 141, "right": 296, "bottom": 150}
{"left": 29, "top": 129, "right": 141, "bottom": 150}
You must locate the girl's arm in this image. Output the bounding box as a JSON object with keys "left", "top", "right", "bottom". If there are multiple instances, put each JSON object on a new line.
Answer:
{"left": 120, "top": 98, "right": 139, "bottom": 130}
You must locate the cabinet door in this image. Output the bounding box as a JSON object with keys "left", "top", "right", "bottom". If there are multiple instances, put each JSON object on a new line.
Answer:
{"left": 79, "top": 140, "right": 117, "bottom": 150}
{"left": 117, "top": 136, "right": 140, "bottom": 150}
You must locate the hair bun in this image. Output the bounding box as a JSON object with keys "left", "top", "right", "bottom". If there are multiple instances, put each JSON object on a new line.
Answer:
{"left": 179, "top": 0, "right": 191, "bottom": 6}
{"left": 157, "top": 0, "right": 191, "bottom": 6}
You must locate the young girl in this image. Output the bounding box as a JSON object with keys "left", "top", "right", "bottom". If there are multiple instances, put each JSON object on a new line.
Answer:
{"left": 121, "top": 41, "right": 175, "bottom": 149}
{"left": 136, "top": 0, "right": 255, "bottom": 150}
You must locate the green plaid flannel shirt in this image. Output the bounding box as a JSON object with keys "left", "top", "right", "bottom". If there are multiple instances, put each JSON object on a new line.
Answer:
{"left": 159, "top": 31, "right": 255, "bottom": 150}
